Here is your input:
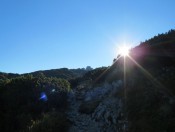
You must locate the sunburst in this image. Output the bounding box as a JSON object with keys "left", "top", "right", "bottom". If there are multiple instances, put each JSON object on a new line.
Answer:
{"left": 118, "top": 45, "right": 130, "bottom": 56}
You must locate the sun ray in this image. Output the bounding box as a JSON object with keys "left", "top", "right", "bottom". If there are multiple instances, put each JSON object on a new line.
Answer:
{"left": 127, "top": 55, "right": 172, "bottom": 95}
{"left": 123, "top": 54, "right": 127, "bottom": 111}
{"left": 94, "top": 66, "right": 111, "bottom": 83}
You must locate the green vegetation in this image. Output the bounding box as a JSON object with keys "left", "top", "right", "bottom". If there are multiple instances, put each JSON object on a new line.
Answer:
{"left": 0, "top": 75, "right": 71, "bottom": 132}
{"left": 27, "top": 112, "right": 70, "bottom": 132}
{"left": 70, "top": 67, "right": 108, "bottom": 88}
{"left": 25, "top": 68, "right": 88, "bottom": 80}
{"left": 0, "top": 72, "right": 19, "bottom": 80}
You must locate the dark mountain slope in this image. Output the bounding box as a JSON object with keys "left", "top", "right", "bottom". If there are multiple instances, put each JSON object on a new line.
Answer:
{"left": 130, "top": 29, "right": 175, "bottom": 67}
{"left": 24, "top": 68, "right": 88, "bottom": 80}
{"left": 0, "top": 68, "right": 89, "bottom": 81}
{"left": 112, "top": 29, "right": 175, "bottom": 132}
{"left": 0, "top": 72, "right": 20, "bottom": 80}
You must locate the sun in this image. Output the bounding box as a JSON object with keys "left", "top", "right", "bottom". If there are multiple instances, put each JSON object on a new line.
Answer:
{"left": 118, "top": 45, "right": 130, "bottom": 56}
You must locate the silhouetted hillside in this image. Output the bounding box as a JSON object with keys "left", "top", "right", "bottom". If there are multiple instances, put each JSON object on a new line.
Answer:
{"left": 0, "top": 72, "right": 20, "bottom": 80}
{"left": 69, "top": 67, "right": 108, "bottom": 88}
{"left": 25, "top": 68, "right": 90, "bottom": 80}
{"left": 130, "top": 29, "right": 175, "bottom": 67}
{"left": 112, "top": 29, "right": 175, "bottom": 132}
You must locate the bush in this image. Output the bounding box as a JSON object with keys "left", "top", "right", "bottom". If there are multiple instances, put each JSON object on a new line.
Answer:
{"left": 27, "top": 112, "right": 70, "bottom": 132}
{"left": 0, "top": 75, "right": 71, "bottom": 132}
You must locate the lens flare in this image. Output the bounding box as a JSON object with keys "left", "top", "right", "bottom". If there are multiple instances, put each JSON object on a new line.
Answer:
{"left": 39, "top": 92, "right": 48, "bottom": 101}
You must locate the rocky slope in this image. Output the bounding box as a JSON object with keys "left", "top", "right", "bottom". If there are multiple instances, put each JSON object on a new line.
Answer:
{"left": 67, "top": 80, "right": 128, "bottom": 132}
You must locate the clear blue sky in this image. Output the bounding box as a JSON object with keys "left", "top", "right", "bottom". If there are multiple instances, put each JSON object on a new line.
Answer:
{"left": 0, "top": 0, "right": 175, "bottom": 74}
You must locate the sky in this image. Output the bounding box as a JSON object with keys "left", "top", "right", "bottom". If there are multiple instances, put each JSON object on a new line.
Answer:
{"left": 0, "top": 0, "right": 175, "bottom": 74}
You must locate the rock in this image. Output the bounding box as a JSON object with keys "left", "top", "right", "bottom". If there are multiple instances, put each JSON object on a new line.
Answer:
{"left": 79, "top": 99, "right": 100, "bottom": 114}
{"left": 66, "top": 80, "right": 127, "bottom": 132}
